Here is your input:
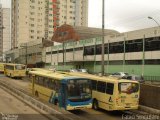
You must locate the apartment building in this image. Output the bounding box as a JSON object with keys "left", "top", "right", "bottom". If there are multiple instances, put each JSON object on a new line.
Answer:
{"left": 0, "top": 4, "right": 10, "bottom": 61}
{"left": 11, "top": 0, "right": 88, "bottom": 48}
{"left": 11, "top": 0, "right": 53, "bottom": 48}
{"left": 51, "top": 0, "right": 88, "bottom": 31}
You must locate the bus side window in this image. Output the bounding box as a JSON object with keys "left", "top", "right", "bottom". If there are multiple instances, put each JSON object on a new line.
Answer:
{"left": 49, "top": 80, "right": 55, "bottom": 90}
{"left": 11, "top": 66, "right": 14, "bottom": 70}
{"left": 35, "top": 76, "right": 39, "bottom": 84}
{"left": 106, "top": 83, "right": 114, "bottom": 95}
{"left": 47, "top": 79, "right": 52, "bottom": 88}
{"left": 91, "top": 80, "right": 97, "bottom": 90}
{"left": 55, "top": 81, "right": 60, "bottom": 92}
{"left": 97, "top": 81, "right": 106, "bottom": 93}
{"left": 38, "top": 76, "right": 44, "bottom": 86}
{"left": 44, "top": 77, "right": 49, "bottom": 88}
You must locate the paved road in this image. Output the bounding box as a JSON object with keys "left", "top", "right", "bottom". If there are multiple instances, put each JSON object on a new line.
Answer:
{"left": 0, "top": 87, "right": 57, "bottom": 120}
{"left": 70, "top": 108, "right": 123, "bottom": 120}
{"left": 0, "top": 74, "right": 124, "bottom": 120}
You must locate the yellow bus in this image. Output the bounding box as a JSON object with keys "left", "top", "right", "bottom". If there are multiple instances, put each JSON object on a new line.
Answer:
{"left": 62, "top": 72, "right": 140, "bottom": 111}
{"left": 4, "top": 63, "right": 26, "bottom": 78}
{"left": 29, "top": 70, "right": 92, "bottom": 110}
{"left": 0, "top": 63, "right": 5, "bottom": 73}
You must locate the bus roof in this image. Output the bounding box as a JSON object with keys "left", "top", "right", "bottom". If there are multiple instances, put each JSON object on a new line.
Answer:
{"left": 58, "top": 72, "right": 139, "bottom": 84}
{"left": 29, "top": 68, "right": 139, "bottom": 83}
{"left": 29, "top": 70, "right": 88, "bottom": 81}
{"left": 31, "top": 68, "right": 50, "bottom": 72}
{"left": 4, "top": 63, "right": 25, "bottom": 66}
{"left": 0, "top": 63, "right": 5, "bottom": 66}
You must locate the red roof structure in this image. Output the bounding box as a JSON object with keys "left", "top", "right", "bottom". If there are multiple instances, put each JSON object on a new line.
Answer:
{"left": 52, "top": 24, "right": 119, "bottom": 43}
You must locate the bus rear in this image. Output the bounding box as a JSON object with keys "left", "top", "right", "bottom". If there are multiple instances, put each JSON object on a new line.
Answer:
{"left": 64, "top": 78, "right": 92, "bottom": 110}
{"left": 115, "top": 81, "right": 139, "bottom": 110}
{"left": 13, "top": 64, "right": 26, "bottom": 77}
{"left": 5, "top": 64, "right": 26, "bottom": 78}
{"left": 0, "top": 63, "right": 5, "bottom": 73}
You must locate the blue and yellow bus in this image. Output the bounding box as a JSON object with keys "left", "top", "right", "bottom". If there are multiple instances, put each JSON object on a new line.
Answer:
{"left": 29, "top": 70, "right": 92, "bottom": 110}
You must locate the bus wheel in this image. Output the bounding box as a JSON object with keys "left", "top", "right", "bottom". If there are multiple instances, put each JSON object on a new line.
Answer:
{"left": 10, "top": 73, "right": 12, "bottom": 78}
{"left": 93, "top": 99, "right": 99, "bottom": 110}
{"left": 35, "top": 91, "right": 39, "bottom": 97}
{"left": 54, "top": 99, "right": 58, "bottom": 105}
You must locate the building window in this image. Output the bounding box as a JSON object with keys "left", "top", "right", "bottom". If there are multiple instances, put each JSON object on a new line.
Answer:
{"left": 31, "top": 24, "right": 34, "bottom": 27}
{"left": 30, "top": 36, "right": 34, "bottom": 38}
{"left": 30, "top": 12, "right": 35, "bottom": 15}
{"left": 31, "top": 0, "right": 35, "bottom": 3}
{"left": 70, "top": 0, "right": 76, "bottom": 3}
{"left": 30, "top": 18, "right": 34, "bottom": 21}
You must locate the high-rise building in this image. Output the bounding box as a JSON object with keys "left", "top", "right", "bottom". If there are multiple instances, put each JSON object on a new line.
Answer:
{"left": 0, "top": 4, "right": 11, "bottom": 60}
{"left": 0, "top": 4, "right": 3, "bottom": 56}
{"left": 11, "top": 0, "right": 54, "bottom": 48}
{"left": 51, "top": 0, "right": 88, "bottom": 31}
{"left": 11, "top": 0, "right": 88, "bottom": 48}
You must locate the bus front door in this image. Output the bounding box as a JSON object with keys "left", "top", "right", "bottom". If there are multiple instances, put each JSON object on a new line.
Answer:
{"left": 59, "top": 84, "right": 67, "bottom": 109}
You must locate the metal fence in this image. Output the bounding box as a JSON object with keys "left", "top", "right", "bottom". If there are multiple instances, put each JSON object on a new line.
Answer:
{"left": 144, "top": 76, "right": 160, "bottom": 81}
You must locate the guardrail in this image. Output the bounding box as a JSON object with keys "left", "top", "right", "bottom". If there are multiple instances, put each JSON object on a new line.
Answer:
{"left": 144, "top": 76, "right": 160, "bottom": 82}
{"left": 0, "top": 81, "right": 74, "bottom": 120}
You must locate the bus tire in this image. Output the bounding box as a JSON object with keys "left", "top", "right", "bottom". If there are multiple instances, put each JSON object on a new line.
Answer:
{"left": 10, "top": 73, "right": 12, "bottom": 78}
{"left": 93, "top": 99, "right": 99, "bottom": 110}
{"left": 54, "top": 99, "right": 58, "bottom": 105}
{"left": 35, "top": 91, "right": 39, "bottom": 97}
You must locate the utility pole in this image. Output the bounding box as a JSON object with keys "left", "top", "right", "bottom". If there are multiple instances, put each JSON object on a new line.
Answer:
{"left": 25, "top": 44, "right": 27, "bottom": 65}
{"left": 20, "top": 43, "right": 27, "bottom": 65}
{"left": 101, "top": 0, "right": 105, "bottom": 76}
{"left": 142, "top": 35, "right": 145, "bottom": 77}
{"left": 63, "top": 41, "right": 64, "bottom": 65}
{"left": 0, "top": 26, "right": 5, "bottom": 61}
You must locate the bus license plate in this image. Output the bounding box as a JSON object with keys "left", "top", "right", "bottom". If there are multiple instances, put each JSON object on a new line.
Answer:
{"left": 125, "top": 103, "right": 131, "bottom": 108}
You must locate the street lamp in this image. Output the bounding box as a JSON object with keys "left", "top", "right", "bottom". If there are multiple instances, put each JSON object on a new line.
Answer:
{"left": 148, "top": 16, "right": 160, "bottom": 28}
{"left": 101, "top": 0, "right": 105, "bottom": 76}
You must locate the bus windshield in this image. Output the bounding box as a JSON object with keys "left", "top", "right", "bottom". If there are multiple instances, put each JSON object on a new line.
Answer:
{"left": 15, "top": 65, "right": 26, "bottom": 70}
{"left": 118, "top": 82, "right": 139, "bottom": 94}
{"left": 67, "top": 79, "right": 91, "bottom": 102}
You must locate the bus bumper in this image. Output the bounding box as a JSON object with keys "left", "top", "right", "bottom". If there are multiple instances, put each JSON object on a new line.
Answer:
{"left": 66, "top": 104, "right": 92, "bottom": 110}
{"left": 115, "top": 105, "right": 139, "bottom": 110}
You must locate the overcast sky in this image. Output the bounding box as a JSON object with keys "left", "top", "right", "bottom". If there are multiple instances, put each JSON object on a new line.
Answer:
{"left": 1, "top": 0, "right": 160, "bottom": 32}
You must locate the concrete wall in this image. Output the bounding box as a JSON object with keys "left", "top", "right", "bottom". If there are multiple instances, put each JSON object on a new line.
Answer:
{"left": 140, "top": 84, "right": 160, "bottom": 110}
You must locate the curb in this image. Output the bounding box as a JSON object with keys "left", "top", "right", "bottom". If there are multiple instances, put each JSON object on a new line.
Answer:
{"left": 0, "top": 81, "right": 74, "bottom": 120}
{"left": 139, "top": 105, "right": 160, "bottom": 115}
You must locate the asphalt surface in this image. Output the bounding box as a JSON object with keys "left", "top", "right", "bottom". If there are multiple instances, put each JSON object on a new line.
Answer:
{"left": 0, "top": 74, "right": 125, "bottom": 120}
{"left": 0, "top": 87, "right": 56, "bottom": 120}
